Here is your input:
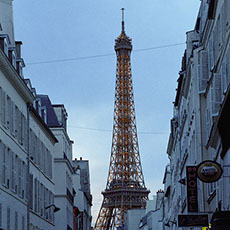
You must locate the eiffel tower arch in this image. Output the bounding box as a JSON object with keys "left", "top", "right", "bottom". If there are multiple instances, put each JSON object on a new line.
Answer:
{"left": 95, "top": 9, "right": 150, "bottom": 230}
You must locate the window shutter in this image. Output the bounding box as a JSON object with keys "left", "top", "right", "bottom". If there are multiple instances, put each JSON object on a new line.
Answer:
{"left": 199, "top": 50, "right": 209, "bottom": 92}
{"left": 7, "top": 207, "right": 10, "bottom": 230}
{"left": 221, "top": 56, "right": 227, "bottom": 97}
{"left": 38, "top": 181, "right": 40, "bottom": 213}
{"left": 40, "top": 183, "right": 43, "bottom": 215}
{"left": 44, "top": 187, "right": 47, "bottom": 219}
{"left": 22, "top": 162, "right": 26, "bottom": 199}
{"left": 11, "top": 151, "right": 15, "bottom": 192}
{"left": 17, "top": 111, "right": 22, "bottom": 144}
{"left": 14, "top": 106, "right": 18, "bottom": 138}
{"left": 10, "top": 101, "right": 15, "bottom": 135}
{"left": 15, "top": 211, "right": 18, "bottom": 230}
{"left": 1, "top": 90, "right": 6, "bottom": 125}
{"left": 211, "top": 73, "right": 222, "bottom": 116}
{"left": 209, "top": 33, "right": 214, "bottom": 74}
{"left": 7, "top": 96, "right": 11, "bottom": 129}
{"left": 0, "top": 87, "right": 2, "bottom": 119}
{"left": 18, "top": 159, "right": 22, "bottom": 196}
{"left": 0, "top": 203, "right": 2, "bottom": 227}
{"left": 222, "top": 3, "right": 226, "bottom": 43}
{"left": 2, "top": 144, "right": 7, "bottom": 186}
{"left": 37, "top": 139, "right": 41, "bottom": 168}
{"left": 34, "top": 178, "right": 37, "bottom": 212}
{"left": 29, "top": 174, "right": 33, "bottom": 209}
{"left": 206, "top": 91, "right": 212, "bottom": 143}
{"left": 22, "top": 216, "right": 25, "bottom": 230}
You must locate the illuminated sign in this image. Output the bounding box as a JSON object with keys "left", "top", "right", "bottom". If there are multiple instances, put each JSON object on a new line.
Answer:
{"left": 186, "top": 166, "right": 198, "bottom": 212}
{"left": 197, "top": 161, "right": 223, "bottom": 183}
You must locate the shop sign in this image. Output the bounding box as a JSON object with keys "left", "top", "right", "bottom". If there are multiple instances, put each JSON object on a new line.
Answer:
{"left": 178, "top": 214, "right": 209, "bottom": 227}
{"left": 197, "top": 160, "right": 223, "bottom": 183}
{"left": 186, "top": 166, "right": 198, "bottom": 212}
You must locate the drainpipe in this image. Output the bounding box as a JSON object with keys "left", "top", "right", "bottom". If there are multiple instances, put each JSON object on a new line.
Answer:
{"left": 26, "top": 103, "right": 31, "bottom": 230}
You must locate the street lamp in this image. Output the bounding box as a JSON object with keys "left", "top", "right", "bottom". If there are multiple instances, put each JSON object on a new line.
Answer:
{"left": 45, "top": 204, "right": 60, "bottom": 213}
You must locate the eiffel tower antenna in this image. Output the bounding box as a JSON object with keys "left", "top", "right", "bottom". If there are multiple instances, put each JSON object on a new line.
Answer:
{"left": 95, "top": 10, "right": 150, "bottom": 230}
{"left": 121, "top": 8, "right": 125, "bottom": 32}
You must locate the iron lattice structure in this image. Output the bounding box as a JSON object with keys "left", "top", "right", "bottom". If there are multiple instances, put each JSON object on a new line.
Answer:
{"left": 95, "top": 10, "right": 150, "bottom": 230}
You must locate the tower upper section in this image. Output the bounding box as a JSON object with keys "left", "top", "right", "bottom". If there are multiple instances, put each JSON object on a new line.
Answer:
{"left": 114, "top": 8, "right": 132, "bottom": 53}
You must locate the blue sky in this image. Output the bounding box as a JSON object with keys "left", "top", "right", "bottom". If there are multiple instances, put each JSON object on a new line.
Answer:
{"left": 13, "top": 0, "right": 201, "bottom": 223}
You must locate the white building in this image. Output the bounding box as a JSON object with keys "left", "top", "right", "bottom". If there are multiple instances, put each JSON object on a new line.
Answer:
{"left": 139, "top": 191, "right": 164, "bottom": 230}
{"left": 72, "top": 158, "right": 92, "bottom": 230}
{"left": 0, "top": 0, "right": 32, "bottom": 224}
{"left": 0, "top": 1, "right": 72, "bottom": 229}
{"left": 163, "top": 1, "right": 230, "bottom": 230}
{"left": 123, "top": 191, "right": 164, "bottom": 230}
{"left": 38, "top": 95, "right": 75, "bottom": 230}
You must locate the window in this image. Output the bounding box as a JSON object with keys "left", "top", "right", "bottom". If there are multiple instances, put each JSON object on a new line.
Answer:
{"left": 17, "top": 111, "right": 22, "bottom": 144}
{"left": 15, "top": 106, "right": 19, "bottom": 138}
{"left": 22, "top": 216, "right": 25, "bottom": 230}
{"left": 15, "top": 211, "right": 18, "bottom": 230}
{"left": 11, "top": 152, "right": 16, "bottom": 192}
{"left": 0, "top": 203, "right": 2, "bottom": 227}
{"left": 7, "top": 207, "right": 10, "bottom": 230}
{"left": 7, "top": 96, "right": 11, "bottom": 129}
{"left": 29, "top": 174, "right": 33, "bottom": 209}
{"left": 18, "top": 158, "right": 22, "bottom": 196}
{"left": 22, "top": 162, "right": 27, "bottom": 199}
{"left": 198, "top": 50, "right": 209, "bottom": 93}
{"left": 1, "top": 89, "right": 6, "bottom": 126}
{"left": 1, "top": 142, "right": 7, "bottom": 186}
{"left": 40, "top": 184, "right": 44, "bottom": 216}
{"left": 34, "top": 178, "right": 38, "bottom": 212}
{"left": 10, "top": 101, "right": 15, "bottom": 136}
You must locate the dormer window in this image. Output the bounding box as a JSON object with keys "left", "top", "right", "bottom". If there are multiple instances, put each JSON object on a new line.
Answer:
{"left": 41, "top": 106, "right": 47, "bottom": 124}
{"left": 16, "top": 59, "right": 24, "bottom": 78}
{"left": 8, "top": 48, "right": 16, "bottom": 68}
{"left": 0, "top": 35, "right": 9, "bottom": 57}
{"left": 33, "top": 98, "right": 41, "bottom": 116}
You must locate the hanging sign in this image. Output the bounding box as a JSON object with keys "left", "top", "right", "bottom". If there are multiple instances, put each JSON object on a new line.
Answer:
{"left": 186, "top": 166, "right": 198, "bottom": 212}
{"left": 178, "top": 214, "right": 209, "bottom": 227}
{"left": 197, "top": 160, "right": 223, "bottom": 183}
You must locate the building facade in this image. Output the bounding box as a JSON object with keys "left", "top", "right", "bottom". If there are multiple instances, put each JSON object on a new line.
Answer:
{"left": 0, "top": 1, "right": 92, "bottom": 229}
{"left": 0, "top": 9, "right": 57, "bottom": 230}
{"left": 72, "top": 158, "right": 92, "bottom": 230}
{"left": 163, "top": 0, "right": 230, "bottom": 229}
{"left": 38, "top": 95, "right": 75, "bottom": 230}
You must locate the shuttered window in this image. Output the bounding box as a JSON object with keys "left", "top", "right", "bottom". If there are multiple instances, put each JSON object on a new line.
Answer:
{"left": 10, "top": 101, "right": 15, "bottom": 136}
{"left": 18, "top": 159, "right": 22, "bottom": 196}
{"left": 206, "top": 91, "right": 212, "bottom": 143}
{"left": 0, "top": 203, "right": 2, "bottom": 227}
{"left": 1, "top": 142, "right": 7, "bottom": 186}
{"left": 11, "top": 151, "right": 16, "bottom": 192}
{"left": 198, "top": 50, "right": 209, "bottom": 93}
{"left": 6, "top": 96, "right": 11, "bottom": 129}
{"left": 15, "top": 211, "right": 18, "bottom": 230}
{"left": 7, "top": 207, "right": 10, "bottom": 230}
{"left": 22, "top": 216, "right": 25, "bottom": 230}
{"left": 211, "top": 73, "right": 222, "bottom": 116}
{"left": 34, "top": 178, "right": 37, "bottom": 212}
{"left": 17, "top": 111, "right": 22, "bottom": 144}
{"left": 208, "top": 33, "right": 214, "bottom": 74}
{"left": 1, "top": 89, "right": 6, "bottom": 126}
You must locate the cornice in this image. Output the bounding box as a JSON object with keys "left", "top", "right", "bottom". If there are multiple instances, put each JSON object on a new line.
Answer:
{"left": 0, "top": 48, "right": 34, "bottom": 103}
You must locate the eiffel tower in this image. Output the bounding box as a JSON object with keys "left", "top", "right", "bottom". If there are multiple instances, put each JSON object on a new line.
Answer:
{"left": 94, "top": 9, "right": 150, "bottom": 230}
